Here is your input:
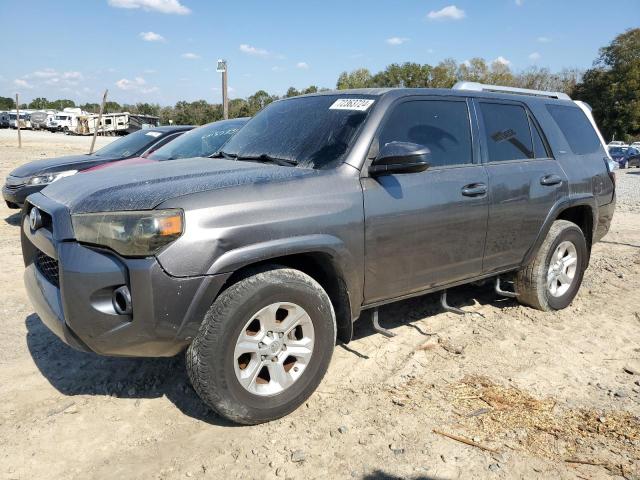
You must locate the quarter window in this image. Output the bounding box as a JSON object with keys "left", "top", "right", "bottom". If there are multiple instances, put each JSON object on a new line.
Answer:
{"left": 378, "top": 100, "right": 473, "bottom": 167}
{"left": 546, "top": 104, "right": 601, "bottom": 155}
{"left": 479, "top": 103, "right": 534, "bottom": 162}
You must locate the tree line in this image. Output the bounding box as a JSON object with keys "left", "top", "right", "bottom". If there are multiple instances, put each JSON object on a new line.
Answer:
{"left": 2, "top": 28, "right": 638, "bottom": 141}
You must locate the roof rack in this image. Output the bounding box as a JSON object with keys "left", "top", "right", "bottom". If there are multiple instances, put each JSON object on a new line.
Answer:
{"left": 452, "top": 81, "right": 571, "bottom": 100}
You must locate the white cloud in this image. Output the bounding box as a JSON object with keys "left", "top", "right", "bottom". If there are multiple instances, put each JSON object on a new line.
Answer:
{"left": 386, "top": 37, "right": 409, "bottom": 46}
{"left": 493, "top": 56, "right": 511, "bottom": 66}
{"left": 537, "top": 36, "right": 552, "bottom": 43}
{"left": 181, "top": 52, "right": 200, "bottom": 59}
{"left": 107, "top": 0, "right": 190, "bottom": 15}
{"left": 30, "top": 68, "right": 58, "bottom": 79}
{"left": 239, "top": 44, "right": 270, "bottom": 57}
{"left": 115, "top": 76, "right": 158, "bottom": 93}
{"left": 14, "top": 79, "right": 33, "bottom": 89}
{"left": 427, "top": 5, "right": 465, "bottom": 20}
{"left": 271, "top": 66, "right": 284, "bottom": 72}
{"left": 296, "top": 62, "right": 309, "bottom": 69}
{"left": 139, "top": 31, "right": 165, "bottom": 42}
{"left": 528, "top": 52, "right": 541, "bottom": 62}
{"left": 515, "top": 0, "right": 523, "bottom": 6}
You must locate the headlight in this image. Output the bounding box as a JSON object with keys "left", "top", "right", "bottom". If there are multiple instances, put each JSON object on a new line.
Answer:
{"left": 27, "top": 170, "right": 78, "bottom": 186}
{"left": 72, "top": 209, "right": 183, "bottom": 257}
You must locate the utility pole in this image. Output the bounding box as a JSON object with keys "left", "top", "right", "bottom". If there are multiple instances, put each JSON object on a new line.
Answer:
{"left": 90, "top": 89, "right": 108, "bottom": 154}
{"left": 217, "top": 59, "right": 229, "bottom": 119}
{"left": 15, "top": 93, "right": 21, "bottom": 148}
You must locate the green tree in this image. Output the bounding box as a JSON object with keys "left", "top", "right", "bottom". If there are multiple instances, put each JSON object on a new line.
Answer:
{"left": 48, "top": 99, "right": 76, "bottom": 110}
{"left": 285, "top": 87, "right": 300, "bottom": 97}
{"left": 28, "top": 97, "right": 49, "bottom": 109}
{"left": 247, "top": 90, "right": 277, "bottom": 115}
{"left": 0, "top": 96, "right": 14, "bottom": 110}
{"left": 574, "top": 28, "right": 640, "bottom": 141}
{"left": 431, "top": 59, "right": 458, "bottom": 88}
{"left": 337, "top": 68, "right": 373, "bottom": 89}
{"left": 80, "top": 103, "right": 100, "bottom": 113}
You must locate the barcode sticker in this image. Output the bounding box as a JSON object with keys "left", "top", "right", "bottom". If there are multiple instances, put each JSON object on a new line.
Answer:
{"left": 329, "top": 98, "right": 375, "bottom": 111}
{"left": 145, "top": 131, "right": 162, "bottom": 137}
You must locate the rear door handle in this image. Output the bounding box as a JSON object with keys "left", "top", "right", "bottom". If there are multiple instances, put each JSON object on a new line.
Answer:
{"left": 461, "top": 183, "right": 487, "bottom": 197}
{"left": 540, "top": 174, "right": 562, "bottom": 186}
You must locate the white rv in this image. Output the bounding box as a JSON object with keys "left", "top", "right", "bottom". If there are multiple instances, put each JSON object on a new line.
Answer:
{"left": 8, "top": 110, "right": 33, "bottom": 129}
{"left": 48, "top": 108, "right": 84, "bottom": 133}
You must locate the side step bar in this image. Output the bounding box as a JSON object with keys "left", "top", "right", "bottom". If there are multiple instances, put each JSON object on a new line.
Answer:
{"left": 495, "top": 276, "right": 518, "bottom": 298}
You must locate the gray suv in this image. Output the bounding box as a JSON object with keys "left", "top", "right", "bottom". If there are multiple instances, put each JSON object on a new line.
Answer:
{"left": 21, "top": 83, "right": 615, "bottom": 424}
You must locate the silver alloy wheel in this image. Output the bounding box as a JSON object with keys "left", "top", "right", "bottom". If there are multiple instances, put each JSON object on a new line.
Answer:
{"left": 546, "top": 240, "right": 578, "bottom": 297}
{"left": 233, "top": 302, "right": 314, "bottom": 396}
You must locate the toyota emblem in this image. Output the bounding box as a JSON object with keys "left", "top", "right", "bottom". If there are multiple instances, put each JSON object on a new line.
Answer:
{"left": 29, "top": 208, "right": 42, "bottom": 231}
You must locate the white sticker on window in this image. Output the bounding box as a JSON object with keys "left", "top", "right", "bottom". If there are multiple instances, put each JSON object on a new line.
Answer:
{"left": 145, "top": 131, "right": 162, "bottom": 137}
{"left": 329, "top": 98, "right": 374, "bottom": 111}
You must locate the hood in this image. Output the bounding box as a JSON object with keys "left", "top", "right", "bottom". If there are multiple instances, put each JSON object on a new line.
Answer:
{"left": 42, "top": 157, "right": 318, "bottom": 213}
{"left": 81, "top": 156, "right": 153, "bottom": 173}
{"left": 9, "top": 153, "right": 124, "bottom": 178}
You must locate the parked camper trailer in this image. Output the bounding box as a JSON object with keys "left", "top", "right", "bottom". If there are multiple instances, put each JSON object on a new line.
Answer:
{"left": 30, "top": 110, "right": 57, "bottom": 130}
{"left": 75, "top": 112, "right": 160, "bottom": 136}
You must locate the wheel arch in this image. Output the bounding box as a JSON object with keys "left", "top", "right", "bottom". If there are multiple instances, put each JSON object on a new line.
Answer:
{"left": 206, "top": 235, "right": 361, "bottom": 344}
{"left": 522, "top": 196, "right": 597, "bottom": 267}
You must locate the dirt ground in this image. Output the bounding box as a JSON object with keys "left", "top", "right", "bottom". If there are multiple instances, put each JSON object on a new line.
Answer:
{"left": 1, "top": 130, "right": 638, "bottom": 480}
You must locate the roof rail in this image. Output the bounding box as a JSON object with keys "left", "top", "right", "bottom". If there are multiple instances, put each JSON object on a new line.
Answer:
{"left": 452, "top": 81, "right": 571, "bottom": 100}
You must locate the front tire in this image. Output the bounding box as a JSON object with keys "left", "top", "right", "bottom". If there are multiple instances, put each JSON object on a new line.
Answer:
{"left": 515, "top": 220, "right": 587, "bottom": 311}
{"left": 186, "top": 266, "right": 336, "bottom": 425}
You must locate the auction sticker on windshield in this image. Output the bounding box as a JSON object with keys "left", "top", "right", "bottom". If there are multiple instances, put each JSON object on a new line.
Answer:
{"left": 329, "top": 99, "right": 375, "bottom": 111}
{"left": 145, "top": 131, "right": 162, "bottom": 137}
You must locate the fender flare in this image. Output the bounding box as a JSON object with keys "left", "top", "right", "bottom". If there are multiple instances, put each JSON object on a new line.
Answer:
{"left": 521, "top": 194, "right": 597, "bottom": 267}
{"left": 206, "top": 234, "right": 361, "bottom": 341}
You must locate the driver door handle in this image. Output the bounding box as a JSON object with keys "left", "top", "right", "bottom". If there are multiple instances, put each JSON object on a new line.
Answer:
{"left": 461, "top": 183, "right": 487, "bottom": 197}
{"left": 540, "top": 174, "right": 562, "bottom": 186}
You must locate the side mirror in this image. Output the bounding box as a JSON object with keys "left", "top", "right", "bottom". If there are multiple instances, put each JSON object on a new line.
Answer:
{"left": 369, "top": 142, "right": 430, "bottom": 176}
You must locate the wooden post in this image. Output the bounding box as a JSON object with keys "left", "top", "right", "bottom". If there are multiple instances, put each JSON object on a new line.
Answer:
{"left": 222, "top": 69, "right": 229, "bottom": 120}
{"left": 15, "top": 93, "right": 22, "bottom": 148}
{"left": 89, "top": 89, "right": 108, "bottom": 154}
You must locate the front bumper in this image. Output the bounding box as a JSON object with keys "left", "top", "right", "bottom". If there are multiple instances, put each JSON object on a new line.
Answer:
{"left": 21, "top": 193, "right": 231, "bottom": 357}
{"left": 3, "top": 182, "right": 44, "bottom": 208}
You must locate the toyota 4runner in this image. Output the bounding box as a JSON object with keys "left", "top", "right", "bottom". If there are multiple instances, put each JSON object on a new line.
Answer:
{"left": 21, "top": 82, "right": 615, "bottom": 424}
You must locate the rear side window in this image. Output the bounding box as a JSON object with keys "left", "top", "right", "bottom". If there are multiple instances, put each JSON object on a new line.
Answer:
{"left": 530, "top": 116, "right": 550, "bottom": 158}
{"left": 378, "top": 100, "right": 472, "bottom": 167}
{"left": 546, "top": 104, "right": 601, "bottom": 155}
{"left": 479, "top": 102, "right": 534, "bottom": 162}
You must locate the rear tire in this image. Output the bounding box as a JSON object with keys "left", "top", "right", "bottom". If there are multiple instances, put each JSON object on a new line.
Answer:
{"left": 515, "top": 220, "right": 587, "bottom": 311}
{"left": 186, "top": 265, "right": 336, "bottom": 425}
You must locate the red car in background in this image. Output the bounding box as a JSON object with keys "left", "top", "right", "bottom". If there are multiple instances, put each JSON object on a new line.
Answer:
{"left": 85, "top": 118, "right": 249, "bottom": 173}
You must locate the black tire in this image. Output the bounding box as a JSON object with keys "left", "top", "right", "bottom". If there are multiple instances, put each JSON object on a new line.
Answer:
{"left": 515, "top": 220, "right": 587, "bottom": 311}
{"left": 186, "top": 265, "right": 336, "bottom": 425}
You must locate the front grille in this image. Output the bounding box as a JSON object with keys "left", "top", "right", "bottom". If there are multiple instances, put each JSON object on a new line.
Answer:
{"left": 35, "top": 250, "right": 59, "bottom": 287}
{"left": 5, "top": 176, "right": 25, "bottom": 189}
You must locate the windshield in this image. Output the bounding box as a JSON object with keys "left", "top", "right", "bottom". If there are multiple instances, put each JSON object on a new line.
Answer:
{"left": 93, "top": 129, "right": 164, "bottom": 158}
{"left": 150, "top": 119, "right": 247, "bottom": 161}
{"left": 609, "top": 147, "right": 624, "bottom": 155}
{"left": 221, "top": 94, "right": 376, "bottom": 169}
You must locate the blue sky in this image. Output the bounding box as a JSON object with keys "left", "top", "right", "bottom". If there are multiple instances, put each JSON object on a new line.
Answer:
{"left": 1, "top": 0, "right": 637, "bottom": 106}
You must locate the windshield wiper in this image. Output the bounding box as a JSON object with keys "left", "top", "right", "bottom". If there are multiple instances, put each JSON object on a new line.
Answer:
{"left": 211, "top": 150, "right": 237, "bottom": 160}
{"left": 238, "top": 154, "right": 298, "bottom": 167}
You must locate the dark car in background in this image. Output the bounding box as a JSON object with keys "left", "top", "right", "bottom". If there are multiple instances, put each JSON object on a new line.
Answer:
{"left": 609, "top": 146, "right": 640, "bottom": 169}
{"left": 3, "top": 126, "right": 192, "bottom": 208}
{"left": 85, "top": 118, "right": 249, "bottom": 173}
